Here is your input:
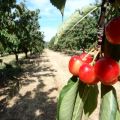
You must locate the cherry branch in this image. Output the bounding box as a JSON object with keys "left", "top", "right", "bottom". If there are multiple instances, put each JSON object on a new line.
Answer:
{"left": 97, "top": 0, "right": 107, "bottom": 50}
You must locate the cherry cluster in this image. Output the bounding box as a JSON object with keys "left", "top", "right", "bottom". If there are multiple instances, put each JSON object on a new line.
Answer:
{"left": 68, "top": 53, "right": 119, "bottom": 85}
{"left": 68, "top": 17, "right": 120, "bottom": 85}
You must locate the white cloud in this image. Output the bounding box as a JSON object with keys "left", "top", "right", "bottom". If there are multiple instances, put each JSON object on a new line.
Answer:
{"left": 41, "top": 27, "right": 57, "bottom": 42}
{"left": 25, "top": 0, "right": 58, "bottom": 17}
{"left": 26, "top": 0, "right": 48, "bottom": 7}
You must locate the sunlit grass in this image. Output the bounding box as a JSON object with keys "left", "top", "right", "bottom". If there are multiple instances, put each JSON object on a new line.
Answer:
{"left": 0, "top": 53, "right": 25, "bottom": 63}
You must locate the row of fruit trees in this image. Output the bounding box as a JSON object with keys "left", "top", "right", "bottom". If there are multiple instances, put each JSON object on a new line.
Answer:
{"left": 0, "top": 0, "right": 44, "bottom": 61}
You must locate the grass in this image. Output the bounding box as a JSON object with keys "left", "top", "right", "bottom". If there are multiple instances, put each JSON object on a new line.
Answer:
{"left": 0, "top": 53, "right": 26, "bottom": 70}
{"left": 0, "top": 53, "right": 26, "bottom": 88}
{"left": 0, "top": 53, "right": 26, "bottom": 64}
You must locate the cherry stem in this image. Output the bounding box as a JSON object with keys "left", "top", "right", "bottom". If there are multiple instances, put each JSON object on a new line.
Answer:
{"left": 90, "top": 48, "right": 101, "bottom": 66}
{"left": 97, "top": 0, "right": 107, "bottom": 49}
{"left": 82, "top": 48, "right": 94, "bottom": 61}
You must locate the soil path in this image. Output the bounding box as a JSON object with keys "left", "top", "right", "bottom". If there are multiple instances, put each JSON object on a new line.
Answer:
{"left": 0, "top": 49, "right": 120, "bottom": 120}
{"left": 0, "top": 49, "right": 71, "bottom": 120}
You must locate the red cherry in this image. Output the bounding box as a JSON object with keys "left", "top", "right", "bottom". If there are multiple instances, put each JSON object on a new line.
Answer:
{"left": 94, "top": 57, "right": 119, "bottom": 85}
{"left": 69, "top": 55, "right": 83, "bottom": 76}
{"left": 105, "top": 17, "right": 120, "bottom": 44}
{"left": 79, "top": 52, "right": 93, "bottom": 63}
{"left": 79, "top": 63, "right": 98, "bottom": 84}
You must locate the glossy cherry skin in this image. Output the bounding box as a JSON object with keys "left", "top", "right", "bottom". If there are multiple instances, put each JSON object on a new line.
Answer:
{"left": 79, "top": 52, "right": 93, "bottom": 63}
{"left": 79, "top": 63, "right": 99, "bottom": 84}
{"left": 105, "top": 17, "right": 120, "bottom": 44}
{"left": 94, "top": 57, "right": 119, "bottom": 85}
{"left": 69, "top": 55, "right": 83, "bottom": 76}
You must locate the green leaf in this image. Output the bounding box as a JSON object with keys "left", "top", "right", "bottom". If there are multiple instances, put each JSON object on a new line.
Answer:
{"left": 83, "top": 85, "right": 99, "bottom": 119}
{"left": 50, "top": 0, "right": 66, "bottom": 16}
{"left": 116, "top": 110, "right": 120, "bottom": 120}
{"left": 57, "top": 76, "right": 91, "bottom": 120}
{"left": 72, "top": 82, "right": 90, "bottom": 120}
{"left": 57, "top": 76, "right": 79, "bottom": 120}
{"left": 99, "top": 84, "right": 118, "bottom": 120}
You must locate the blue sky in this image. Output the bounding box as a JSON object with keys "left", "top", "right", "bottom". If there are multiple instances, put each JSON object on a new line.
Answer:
{"left": 17, "top": 0, "right": 100, "bottom": 42}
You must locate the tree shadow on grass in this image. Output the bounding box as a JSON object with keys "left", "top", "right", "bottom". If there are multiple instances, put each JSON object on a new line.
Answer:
{"left": 0, "top": 65, "right": 22, "bottom": 87}
{"left": 0, "top": 64, "right": 23, "bottom": 115}
{"left": 0, "top": 64, "right": 23, "bottom": 97}
{"left": 0, "top": 53, "right": 58, "bottom": 120}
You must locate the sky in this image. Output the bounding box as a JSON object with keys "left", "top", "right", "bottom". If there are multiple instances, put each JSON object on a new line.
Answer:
{"left": 17, "top": 0, "right": 100, "bottom": 42}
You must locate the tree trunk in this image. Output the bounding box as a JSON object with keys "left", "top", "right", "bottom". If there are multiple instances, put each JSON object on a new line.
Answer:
{"left": 15, "top": 53, "right": 19, "bottom": 62}
{"left": 25, "top": 51, "right": 28, "bottom": 58}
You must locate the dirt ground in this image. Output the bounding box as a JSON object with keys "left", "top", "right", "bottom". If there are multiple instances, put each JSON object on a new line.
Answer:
{"left": 0, "top": 49, "right": 71, "bottom": 120}
{"left": 0, "top": 49, "right": 120, "bottom": 120}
